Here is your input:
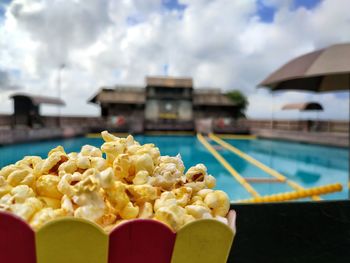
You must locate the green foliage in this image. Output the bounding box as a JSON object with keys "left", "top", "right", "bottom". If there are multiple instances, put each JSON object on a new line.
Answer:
{"left": 226, "top": 90, "right": 249, "bottom": 118}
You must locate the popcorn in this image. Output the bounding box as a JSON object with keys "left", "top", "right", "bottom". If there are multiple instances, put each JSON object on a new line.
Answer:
{"left": 184, "top": 164, "right": 216, "bottom": 192}
{"left": 132, "top": 170, "right": 149, "bottom": 185}
{"left": 113, "top": 154, "right": 131, "bottom": 181}
{"left": 204, "top": 190, "right": 230, "bottom": 217}
{"left": 11, "top": 197, "right": 43, "bottom": 221}
{"left": 0, "top": 165, "right": 19, "bottom": 179}
{"left": 61, "top": 195, "right": 74, "bottom": 214}
{"left": 30, "top": 208, "right": 65, "bottom": 229}
{"left": 150, "top": 155, "right": 186, "bottom": 190}
{"left": 154, "top": 204, "right": 186, "bottom": 231}
{"left": 80, "top": 145, "right": 102, "bottom": 158}
{"left": 11, "top": 185, "right": 35, "bottom": 203}
{"left": 185, "top": 205, "right": 212, "bottom": 219}
{"left": 90, "top": 157, "right": 108, "bottom": 171}
{"left": 7, "top": 170, "right": 31, "bottom": 187}
{"left": 119, "top": 202, "right": 139, "bottom": 219}
{"left": 96, "top": 168, "right": 115, "bottom": 189}
{"left": 57, "top": 174, "right": 76, "bottom": 197}
{"left": 0, "top": 131, "right": 231, "bottom": 232}
{"left": 36, "top": 175, "right": 62, "bottom": 199}
{"left": 76, "top": 155, "right": 91, "bottom": 170}
{"left": 172, "top": 187, "right": 192, "bottom": 207}
{"left": 0, "top": 176, "right": 12, "bottom": 197}
{"left": 138, "top": 202, "right": 153, "bottom": 219}
{"left": 154, "top": 192, "right": 177, "bottom": 211}
{"left": 38, "top": 196, "right": 61, "bottom": 209}
{"left": 35, "top": 152, "right": 67, "bottom": 175}
{"left": 127, "top": 184, "right": 160, "bottom": 203}
{"left": 58, "top": 159, "right": 77, "bottom": 175}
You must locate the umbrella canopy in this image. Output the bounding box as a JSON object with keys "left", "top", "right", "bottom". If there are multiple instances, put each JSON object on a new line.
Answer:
{"left": 259, "top": 43, "right": 350, "bottom": 92}
{"left": 282, "top": 102, "right": 323, "bottom": 111}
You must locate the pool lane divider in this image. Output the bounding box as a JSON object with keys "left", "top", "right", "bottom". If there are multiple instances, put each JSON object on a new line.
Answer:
{"left": 209, "top": 133, "right": 322, "bottom": 201}
{"left": 197, "top": 133, "right": 260, "bottom": 198}
{"left": 236, "top": 183, "right": 342, "bottom": 203}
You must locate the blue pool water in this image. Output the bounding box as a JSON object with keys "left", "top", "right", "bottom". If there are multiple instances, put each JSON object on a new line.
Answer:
{"left": 0, "top": 135, "right": 348, "bottom": 201}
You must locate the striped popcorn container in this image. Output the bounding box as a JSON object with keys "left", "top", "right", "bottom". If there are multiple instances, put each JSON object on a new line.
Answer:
{"left": 0, "top": 210, "right": 236, "bottom": 263}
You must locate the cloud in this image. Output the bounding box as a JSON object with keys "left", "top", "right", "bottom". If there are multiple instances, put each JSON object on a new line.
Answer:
{"left": 0, "top": 69, "right": 22, "bottom": 90}
{"left": 9, "top": 0, "right": 111, "bottom": 71}
{"left": 0, "top": 0, "right": 349, "bottom": 119}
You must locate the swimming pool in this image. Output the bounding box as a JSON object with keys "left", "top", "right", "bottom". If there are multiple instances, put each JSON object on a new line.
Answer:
{"left": 0, "top": 135, "right": 348, "bottom": 201}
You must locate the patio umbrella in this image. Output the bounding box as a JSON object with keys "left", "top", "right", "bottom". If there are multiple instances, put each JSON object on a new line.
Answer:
{"left": 259, "top": 43, "right": 350, "bottom": 92}
{"left": 281, "top": 102, "right": 323, "bottom": 125}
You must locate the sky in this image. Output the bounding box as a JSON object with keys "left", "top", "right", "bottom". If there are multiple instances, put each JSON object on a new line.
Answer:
{"left": 0, "top": 0, "right": 349, "bottom": 120}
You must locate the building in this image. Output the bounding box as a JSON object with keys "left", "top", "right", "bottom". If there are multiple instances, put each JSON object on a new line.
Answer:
{"left": 10, "top": 93, "right": 65, "bottom": 128}
{"left": 89, "top": 76, "right": 239, "bottom": 132}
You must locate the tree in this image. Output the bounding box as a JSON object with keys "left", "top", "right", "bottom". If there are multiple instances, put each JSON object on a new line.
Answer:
{"left": 226, "top": 90, "right": 249, "bottom": 118}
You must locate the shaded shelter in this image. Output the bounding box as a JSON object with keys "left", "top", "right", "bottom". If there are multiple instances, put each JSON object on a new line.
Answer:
{"left": 10, "top": 93, "right": 64, "bottom": 127}
{"left": 281, "top": 102, "right": 323, "bottom": 111}
{"left": 281, "top": 102, "right": 324, "bottom": 130}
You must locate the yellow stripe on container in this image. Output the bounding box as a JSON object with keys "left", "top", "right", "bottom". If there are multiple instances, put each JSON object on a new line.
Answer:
{"left": 209, "top": 133, "right": 321, "bottom": 201}
{"left": 238, "top": 183, "right": 342, "bottom": 203}
{"left": 197, "top": 133, "right": 260, "bottom": 198}
{"left": 171, "top": 219, "right": 235, "bottom": 263}
{"left": 36, "top": 218, "right": 108, "bottom": 263}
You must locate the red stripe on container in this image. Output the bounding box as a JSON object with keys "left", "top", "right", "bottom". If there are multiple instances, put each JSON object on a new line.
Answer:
{"left": 0, "top": 212, "right": 36, "bottom": 263}
{"left": 108, "top": 219, "right": 176, "bottom": 263}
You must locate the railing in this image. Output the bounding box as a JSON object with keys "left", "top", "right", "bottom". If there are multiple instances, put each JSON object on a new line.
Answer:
{"left": 239, "top": 119, "right": 349, "bottom": 133}
{"left": 0, "top": 114, "right": 348, "bottom": 134}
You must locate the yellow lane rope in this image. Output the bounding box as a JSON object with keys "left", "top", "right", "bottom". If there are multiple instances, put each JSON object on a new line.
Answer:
{"left": 217, "top": 134, "right": 257, "bottom": 140}
{"left": 197, "top": 133, "right": 260, "bottom": 198}
{"left": 209, "top": 133, "right": 321, "bottom": 201}
{"left": 237, "top": 183, "right": 342, "bottom": 203}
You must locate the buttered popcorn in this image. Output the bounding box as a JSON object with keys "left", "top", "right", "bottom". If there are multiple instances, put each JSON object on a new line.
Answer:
{"left": 0, "top": 131, "right": 230, "bottom": 231}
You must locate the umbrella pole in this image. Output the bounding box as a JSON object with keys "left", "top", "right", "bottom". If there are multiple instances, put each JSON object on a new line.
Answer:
{"left": 271, "top": 93, "right": 274, "bottom": 130}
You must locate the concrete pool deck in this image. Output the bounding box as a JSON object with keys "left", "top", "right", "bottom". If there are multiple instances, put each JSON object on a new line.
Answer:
{"left": 0, "top": 126, "right": 348, "bottom": 148}
{"left": 253, "top": 129, "right": 349, "bottom": 148}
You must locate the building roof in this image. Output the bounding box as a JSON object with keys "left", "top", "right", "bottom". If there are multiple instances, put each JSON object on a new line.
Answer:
{"left": 193, "top": 92, "right": 237, "bottom": 106}
{"left": 281, "top": 102, "right": 323, "bottom": 111}
{"left": 146, "top": 76, "right": 193, "bottom": 88}
{"left": 10, "top": 93, "right": 65, "bottom": 106}
{"left": 89, "top": 88, "right": 145, "bottom": 104}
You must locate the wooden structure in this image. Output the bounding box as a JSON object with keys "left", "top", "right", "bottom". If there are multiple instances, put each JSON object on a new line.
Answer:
{"left": 89, "top": 76, "right": 238, "bottom": 132}
{"left": 10, "top": 93, "right": 64, "bottom": 128}
{"left": 145, "top": 76, "right": 194, "bottom": 131}
{"left": 89, "top": 87, "right": 145, "bottom": 133}
{"left": 193, "top": 89, "right": 237, "bottom": 118}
